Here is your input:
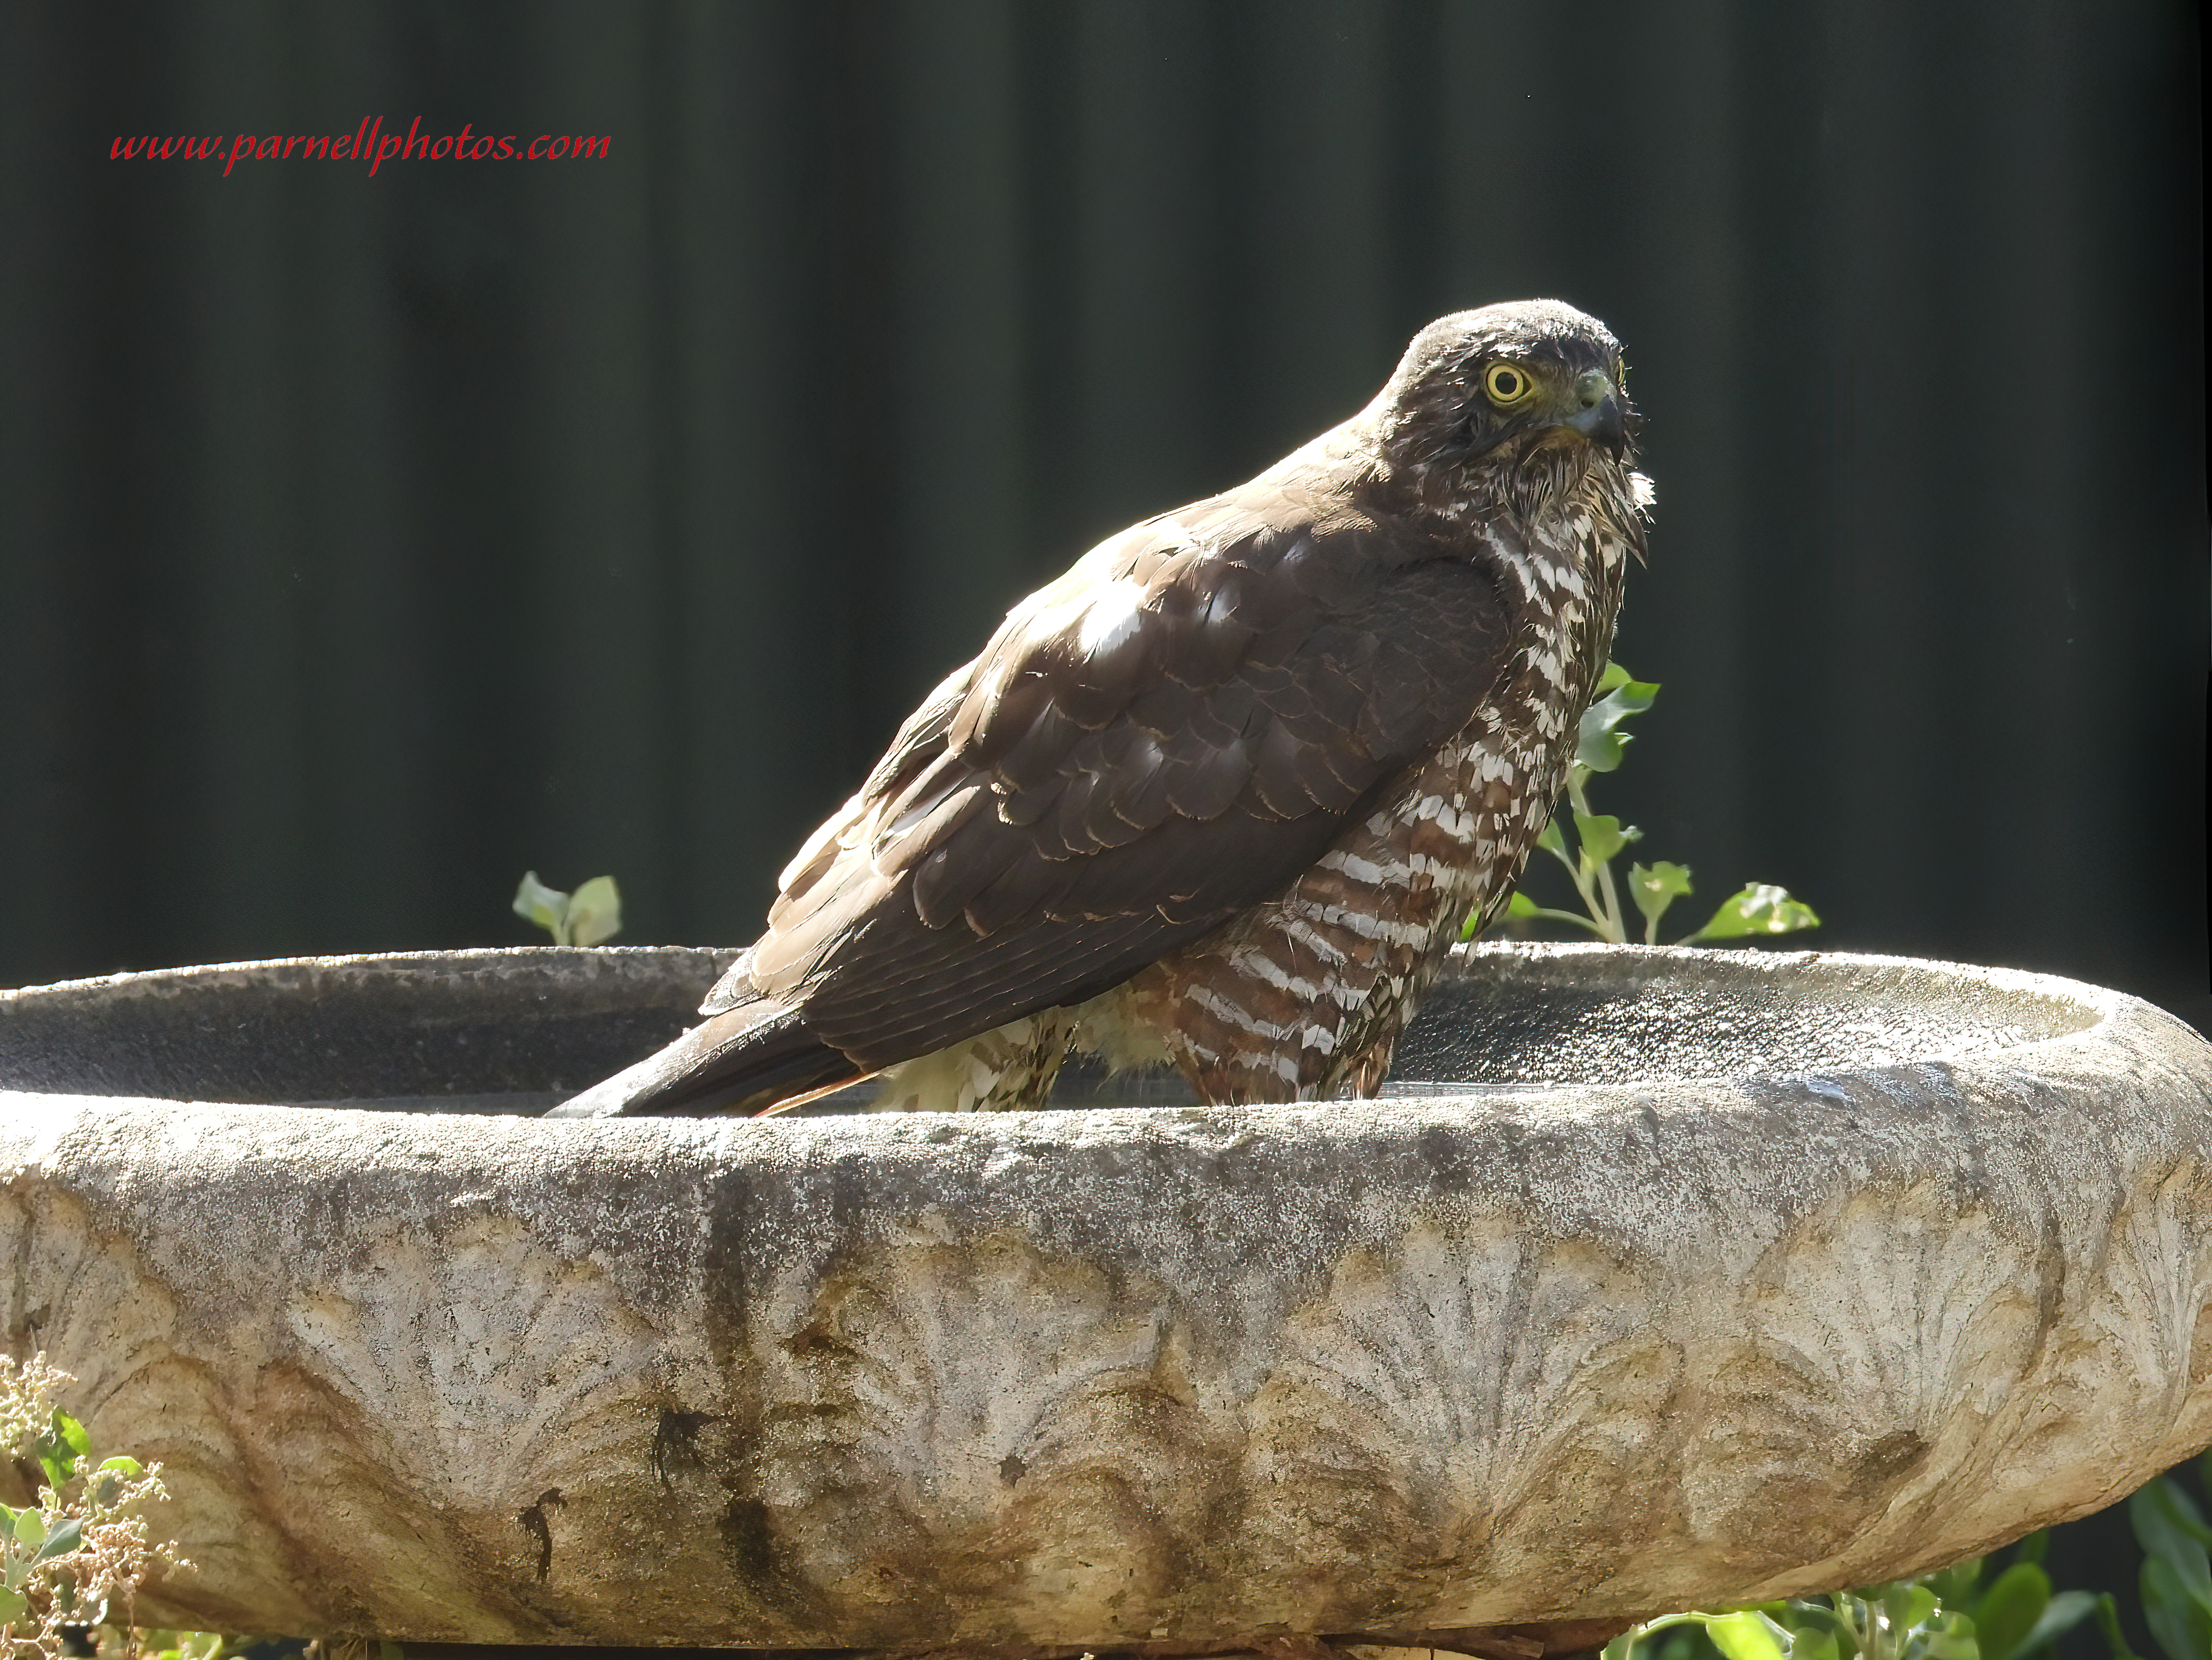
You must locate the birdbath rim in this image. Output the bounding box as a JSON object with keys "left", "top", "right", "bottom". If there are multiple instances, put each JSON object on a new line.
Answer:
{"left": 0, "top": 937, "right": 2155, "bottom": 1116}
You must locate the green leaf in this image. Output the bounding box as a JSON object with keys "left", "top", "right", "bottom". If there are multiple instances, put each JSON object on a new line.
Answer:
{"left": 2131, "top": 1480, "right": 2212, "bottom": 1607}
{"left": 564, "top": 875, "right": 624, "bottom": 947}
{"left": 2093, "top": 1591, "right": 2144, "bottom": 1660}
{"left": 2141, "top": 1476, "right": 2212, "bottom": 1556}
{"left": 28, "top": 1517, "right": 81, "bottom": 1564}
{"left": 2142, "top": 1555, "right": 2212, "bottom": 1660}
{"left": 0, "top": 1583, "right": 25, "bottom": 1623}
{"left": 1791, "top": 1628, "right": 1841, "bottom": 1660}
{"left": 1574, "top": 812, "right": 1639, "bottom": 867}
{"left": 1595, "top": 660, "right": 1633, "bottom": 695}
{"left": 2011, "top": 1591, "right": 2098, "bottom": 1659}
{"left": 1882, "top": 1583, "right": 1940, "bottom": 1636}
{"left": 1926, "top": 1557, "right": 1988, "bottom": 1608}
{"left": 1972, "top": 1561, "right": 2053, "bottom": 1660}
{"left": 1781, "top": 1604, "right": 1851, "bottom": 1641}
{"left": 1576, "top": 676, "right": 1661, "bottom": 774}
{"left": 513, "top": 870, "right": 573, "bottom": 943}
{"left": 1536, "top": 816, "right": 1568, "bottom": 857}
{"left": 10, "top": 1510, "right": 41, "bottom": 1551}
{"left": 1630, "top": 860, "right": 1695, "bottom": 939}
{"left": 1921, "top": 1615, "right": 1981, "bottom": 1660}
{"left": 34, "top": 1407, "right": 91, "bottom": 1491}
{"left": 1701, "top": 1611, "right": 1790, "bottom": 1660}
{"left": 1686, "top": 883, "right": 1822, "bottom": 942}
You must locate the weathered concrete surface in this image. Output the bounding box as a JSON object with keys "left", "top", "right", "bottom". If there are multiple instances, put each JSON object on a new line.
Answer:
{"left": 1, "top": 944, "right": 2209, "bottom": 1647}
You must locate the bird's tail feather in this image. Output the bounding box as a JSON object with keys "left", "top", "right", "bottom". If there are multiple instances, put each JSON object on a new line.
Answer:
{"left": 547, "top": 997, "right": 860, "bottom": 1118}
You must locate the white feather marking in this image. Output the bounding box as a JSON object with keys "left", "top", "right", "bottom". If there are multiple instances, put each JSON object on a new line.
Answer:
{"left": 1188, "top": 985, "right": 1260, "bottom": 1031}
{"left": 1282, "top": 917, "right": 1351, "bottom": 965}
{"left": 1241, "top": 951, "right": 1322, "bottom": 999}
{"left": 1318, "top": 849, "right": 1390, "bottom": 885}
{"left": 1311, "top": 903, "right": 1393, "bottom": 941}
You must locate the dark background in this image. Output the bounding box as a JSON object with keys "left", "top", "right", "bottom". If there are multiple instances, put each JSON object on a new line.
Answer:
{"left": 0, "top": 0, "right": 2204, "bottom": 1642}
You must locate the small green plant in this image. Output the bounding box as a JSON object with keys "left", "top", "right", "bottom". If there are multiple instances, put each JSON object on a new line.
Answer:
{"left": 1598, "top": 1486, "right": 2212, "bottom": 1660}
{"left": 1476, "top": 662, "right": 1819, "bottom": 946}
{"left": 0, "top": 1352, "right": 195, "bottom": 1659}
{"left": 2130, "top": 1463, "right": 2212, "bottom": 1660}
{"left": 512, "top": 871, "right": 623, "bottom": 947}
{"left": 111, "top": 1635, "right": 229, "bottom": 1660}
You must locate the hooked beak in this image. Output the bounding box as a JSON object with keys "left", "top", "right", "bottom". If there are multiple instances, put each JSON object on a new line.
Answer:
{"left": 1553, "top": 369, "right": 1626, "bottom": 455}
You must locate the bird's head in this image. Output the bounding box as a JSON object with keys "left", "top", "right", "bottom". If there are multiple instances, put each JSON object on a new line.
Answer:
{"left": 1367, "top": 299, "right": 1643, "bottom": 513}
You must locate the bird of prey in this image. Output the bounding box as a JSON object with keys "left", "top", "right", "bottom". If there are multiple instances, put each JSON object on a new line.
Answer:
{"left": 556, "top": 299, "right": 1651, "bottom": 1118}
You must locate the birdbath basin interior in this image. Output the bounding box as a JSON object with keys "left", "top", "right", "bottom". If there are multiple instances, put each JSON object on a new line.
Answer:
{"left": 0, "top": 943, "right": 2208, "bottom": 1651}
{"left": 0, "top": 941, "right": 2105, "bottom": 1110}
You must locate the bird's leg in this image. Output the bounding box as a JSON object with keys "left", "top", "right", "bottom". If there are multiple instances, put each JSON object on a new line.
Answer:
{"left": 1343, "top": 1034, "right": 1397, "bottom": 1099}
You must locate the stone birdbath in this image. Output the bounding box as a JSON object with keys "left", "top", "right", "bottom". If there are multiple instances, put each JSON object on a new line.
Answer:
{"left": 2, "top": 942, "right": 2209, "bottom": 1653}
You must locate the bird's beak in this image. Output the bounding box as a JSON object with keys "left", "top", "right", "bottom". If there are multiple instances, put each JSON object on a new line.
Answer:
{"left": 1551, "top": 370, "right": 1626, "bottom": 455}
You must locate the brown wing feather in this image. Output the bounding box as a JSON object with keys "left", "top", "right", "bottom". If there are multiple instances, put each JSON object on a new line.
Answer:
{"left": 742, "top": 483, "right": 1518, "bottom": 1069}
{"left": 698, "top": 664, "right": 976, "bottom": 1017}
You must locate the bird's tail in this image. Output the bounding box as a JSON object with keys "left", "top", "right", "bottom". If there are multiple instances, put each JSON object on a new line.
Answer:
{"left": 547, "top": 995, "right": 864, "bottom": 1118}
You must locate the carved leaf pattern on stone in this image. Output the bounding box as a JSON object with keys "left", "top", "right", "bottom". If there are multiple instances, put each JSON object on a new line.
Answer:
{"left": 749, "top": 1223, "right": 1239, "bottom": 1643}
{"left": 2066, "top": 1156, "right": 2212, "bottom": 1468}
{"left": 1239, "top": 1217, "right": 1678, "bottom": 1632}
{"left": 1695, "top": 1180, "right": 2061, "bottom": 1594}
{"left": 0, "top": 1187, "right": 188, "bottom": 1416}
{"left": 277, "top": 1209, "right": 666, "bottom": 1625}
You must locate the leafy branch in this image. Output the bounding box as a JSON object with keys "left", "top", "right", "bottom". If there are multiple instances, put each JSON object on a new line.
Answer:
{"left": 1603, "top": 1457, "right": 2212, "bottom": 1660}
{"left": 513, "top": 871, "right": 623, "bottom": 947}
{"left": 0, "top": 1353, "right": 190, "bottom": 1658}
{"left": 1474, "top": 662, "right": 1819, "bottom": 946}
{"left": 1607, "top": 1530, "right": 2096, "bottom": 1660}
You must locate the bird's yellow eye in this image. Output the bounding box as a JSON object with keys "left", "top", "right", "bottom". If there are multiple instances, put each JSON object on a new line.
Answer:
{"left": 1484, "top": 362, "right": 1538, "bottom": 406}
